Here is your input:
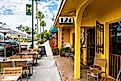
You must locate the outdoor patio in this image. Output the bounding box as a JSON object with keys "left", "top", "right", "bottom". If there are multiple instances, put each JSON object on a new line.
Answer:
{"left": 0, "top": 41, "right": 61, "bottom": 81}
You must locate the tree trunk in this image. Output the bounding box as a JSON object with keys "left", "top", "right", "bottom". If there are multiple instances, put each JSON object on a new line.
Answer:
{"left": 40, "top": 26, "right": 41, "bottom": 33}
{"left": 43, "top": 26, "right": 44, "bottom": 32}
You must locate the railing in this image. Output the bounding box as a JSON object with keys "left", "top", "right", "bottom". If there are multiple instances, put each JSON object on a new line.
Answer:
{"left": 109, "top": 54, "right": 121, "bottom": 78}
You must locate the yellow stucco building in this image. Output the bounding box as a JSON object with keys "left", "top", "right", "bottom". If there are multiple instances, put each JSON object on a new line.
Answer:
{"left": 54, "top": 0, "right": 121, "bottom": 79}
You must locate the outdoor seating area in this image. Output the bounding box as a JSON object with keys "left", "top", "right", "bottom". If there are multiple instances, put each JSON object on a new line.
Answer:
{"left": 0, "top": 48, "right": 41, "bottom": 81}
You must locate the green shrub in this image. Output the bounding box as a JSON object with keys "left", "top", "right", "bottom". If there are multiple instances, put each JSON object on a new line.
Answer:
{"left": 59, "top": 48, "right": 65, "bottom": 57}
{"left": 38, "top": 40, "right": 45, "bottom": 44}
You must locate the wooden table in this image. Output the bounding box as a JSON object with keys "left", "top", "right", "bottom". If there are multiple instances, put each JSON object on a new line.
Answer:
{"left": 6, "top": 59, "right": 33, "bottom": 77}
{"left": 2, "top": 75, "right": 20, "bottom": 81}
{"left": 7, "top": 59, "right": 33, "bottom": 64}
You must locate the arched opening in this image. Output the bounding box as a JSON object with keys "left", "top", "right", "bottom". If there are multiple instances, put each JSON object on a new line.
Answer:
{"left": 80, "top": 0, "right": 121, "bottom": 78}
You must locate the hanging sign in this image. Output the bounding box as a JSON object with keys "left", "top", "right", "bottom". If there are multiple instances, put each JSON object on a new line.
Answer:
{"left": 59, "top": 17, "right": 74, "bottom": 24}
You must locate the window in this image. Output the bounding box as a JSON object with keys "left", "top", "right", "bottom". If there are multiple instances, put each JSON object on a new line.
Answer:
{"left": 96, "top": 21, "right": 104, "bottom": 54}
{"left": 109, "top": 21, "right": 121, "bottom": 55}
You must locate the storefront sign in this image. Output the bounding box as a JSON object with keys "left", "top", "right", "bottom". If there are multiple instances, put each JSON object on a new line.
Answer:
{"left": 59, "top": 17, "right": 74, "bottom": 24}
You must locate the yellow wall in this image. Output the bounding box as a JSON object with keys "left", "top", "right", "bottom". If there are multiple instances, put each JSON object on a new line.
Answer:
{"left": 70, "top": 28, "right": 73, "bottom": 48}
{"left": 80, "top": 0, "right": 121, "bottom": 76}
{"left": 70, "top": 27, "right": 75, "bottom": 48}
{"left": 81, "top": 0, "right": 121, "bottom": 56}
{"left": 63, "top": 29, "right": 70, "bottom": 44}
{"left": 58, "top": 27, "right": 62, "bottom": 49}
{"left": 55, "top": 0, "right": 121, "bottom": 79}
{"left": 82, "top": 0, "right": 121, "bottom": 25}
{"left": 74, "top": 16, "right": 81, "bottom": 79}
{"left": 58, "top": 27, "right": 73, "bottom": 48}
{"left": 73, "top": 0, "right": 90, "bottom": 78}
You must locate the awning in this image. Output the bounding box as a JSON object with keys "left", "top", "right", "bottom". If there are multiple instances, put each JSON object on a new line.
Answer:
{"left": 50, "top": 28, "right": 58, "bottom": 33}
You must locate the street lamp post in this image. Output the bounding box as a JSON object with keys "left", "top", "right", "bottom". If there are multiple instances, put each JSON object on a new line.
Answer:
{"left": 32, "top": 0, "right": 34, "bottom": 49}
{"left": 3, "top": 32, "right": 6, "bottom": 61}
{"left": 18, "top": 35, "right": 21, "bottom": 54}
{"left": 36, "top": 0, "right": 39, "bottom": 34}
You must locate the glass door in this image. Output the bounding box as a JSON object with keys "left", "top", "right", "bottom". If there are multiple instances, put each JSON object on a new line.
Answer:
{"left": 109, "top": 21, "right": 121, "bottom": 78}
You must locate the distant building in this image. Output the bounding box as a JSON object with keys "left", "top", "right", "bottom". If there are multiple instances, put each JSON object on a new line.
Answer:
{"left": 49, "top": 28, "right": 58, "bottom": 49}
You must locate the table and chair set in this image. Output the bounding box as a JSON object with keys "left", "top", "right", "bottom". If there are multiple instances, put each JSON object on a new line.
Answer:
{"left": 0, "top": 49, "right": 40, "bottom": 81}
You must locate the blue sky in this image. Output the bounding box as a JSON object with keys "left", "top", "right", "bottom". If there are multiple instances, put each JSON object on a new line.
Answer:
{"left": 0, "top": 0, "right": 61, "bottom": 30}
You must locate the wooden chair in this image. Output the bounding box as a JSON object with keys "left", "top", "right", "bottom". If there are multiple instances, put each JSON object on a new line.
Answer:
{"left": 3, "top": 67, "right": 22, "bottom": 81}
{"left": 14, "top": 61, "right": 33, "bottom": 80}
{"left": 0, "top": 61, "right": 13, "bottom": 68}
{"left": 100, "top": 69, "right": 121, "bottom": 81}
{"left": 28, "top": 53, "right": 38, "bottom": 65}
{"left": 87, "top": 58, "right": 107, "bottom": 81}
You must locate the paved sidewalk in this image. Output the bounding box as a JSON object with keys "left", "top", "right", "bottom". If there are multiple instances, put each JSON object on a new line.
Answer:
{"left": 25, "top": 41, "right": 61, "bottom": 81}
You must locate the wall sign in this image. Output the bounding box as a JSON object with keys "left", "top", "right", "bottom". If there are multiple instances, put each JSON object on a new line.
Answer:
{"left": 59, "top": 17, "right": 74, "bottom": 24}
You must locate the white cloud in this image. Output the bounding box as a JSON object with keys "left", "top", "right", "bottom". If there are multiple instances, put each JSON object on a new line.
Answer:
{"left": 0, "top": 0, "right": 61, "bottom": 30}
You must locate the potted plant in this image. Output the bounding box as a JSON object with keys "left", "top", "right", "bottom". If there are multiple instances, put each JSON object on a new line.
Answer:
{"left": 59, "top": 48, "right": 65, "bottom": 57}
{"left": 52, "top": 48, "right": 59, "bottom": 55}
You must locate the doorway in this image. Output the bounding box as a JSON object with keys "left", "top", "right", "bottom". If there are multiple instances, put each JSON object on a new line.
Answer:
{"left": 81, "top": 27, "right": 95, "bottom": 65}
{"left": 87, "top": 28, "right": 95, "bottom": 65}
{"left": 109, "top": 22, "right": 121, "bottom": 78}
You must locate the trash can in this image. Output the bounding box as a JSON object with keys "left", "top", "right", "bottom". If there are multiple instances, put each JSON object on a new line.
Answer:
{"left": 38, "top": 46, "right": 47, "bottom": 57}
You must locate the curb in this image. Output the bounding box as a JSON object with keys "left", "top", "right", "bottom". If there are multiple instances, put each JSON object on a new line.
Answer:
{"left": 54, "top": 57, "right": 63, "bottom": 81}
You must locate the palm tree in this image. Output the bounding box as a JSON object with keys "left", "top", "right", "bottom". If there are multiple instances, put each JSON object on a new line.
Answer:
{"left": 16, "top": 25, "right": 32, "bottom": 35}
{"left": 36, "top": 11, "right": 44, "bottom": 33}
{"left": 24, "top": 26, "right": 32, "bottom": 35}
{"left": 40, "top": 20, "right": 46, "bottom": 32}
{"left": 36, "top": 11, "right": 44, "bottom": 21}
{"left": 16, "top": 25, "right": 23, "bottom": 30}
